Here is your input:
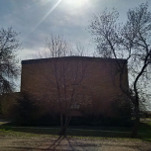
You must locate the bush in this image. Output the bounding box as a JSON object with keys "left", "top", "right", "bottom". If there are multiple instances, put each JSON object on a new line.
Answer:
{"left": 14, "top": 94, "right": 38, "bottom": 125}
{"left": 0, "top": 93, "right": 19, "bottom": 119}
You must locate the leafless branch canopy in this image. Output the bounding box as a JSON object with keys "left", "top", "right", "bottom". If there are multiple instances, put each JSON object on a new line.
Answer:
{"left": 89, "top": 3, "right": 151, "bottom": 97}
{"left": 0, "top": 27, "right": 19, "bottom": 94}
{"left": 89, "top": 2, "right": 151, "bottom": 136}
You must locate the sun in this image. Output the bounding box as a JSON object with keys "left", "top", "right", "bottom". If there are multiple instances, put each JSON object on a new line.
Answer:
{"left": 63, "top": 0, "right": 89, "bottom": 8}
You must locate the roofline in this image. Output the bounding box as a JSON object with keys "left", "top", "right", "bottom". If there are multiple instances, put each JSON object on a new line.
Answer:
{"left": 22, "top": 56, "right": 127, "bottom": 65}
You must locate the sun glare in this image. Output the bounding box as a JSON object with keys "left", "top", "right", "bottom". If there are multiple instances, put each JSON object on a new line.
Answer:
{"left": 63, "top": 0, "right": 89, "bottom": 8}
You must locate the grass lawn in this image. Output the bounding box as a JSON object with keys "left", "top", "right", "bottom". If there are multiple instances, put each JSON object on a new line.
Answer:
{"left": 0, "top": 119, "right": 151, "bottom": 151}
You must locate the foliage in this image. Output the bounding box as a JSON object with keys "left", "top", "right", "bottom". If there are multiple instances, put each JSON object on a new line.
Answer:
{"left": 111, "top": 95, "right": 132, "bottom": 120}
{"left": 14, "top": 93, "right": 38, "bottom": 125}
{"left": 0, "top": 93, "right": 19, "bottom": 118}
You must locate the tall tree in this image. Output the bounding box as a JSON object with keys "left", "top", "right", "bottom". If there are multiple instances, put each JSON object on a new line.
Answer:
{"left": 0, "top": 27, "right": 19, "bottom": 94}
{"left": 51, "top": 58, "right": 87, "bottom": 136}
{"left": 89, "top": 3, "right": 151, "bottom": 137}
{"left": 35, "top": 35, "right": 88, "bottom": 136}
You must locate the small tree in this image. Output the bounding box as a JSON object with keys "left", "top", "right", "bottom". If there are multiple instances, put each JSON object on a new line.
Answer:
{"left": 89, "top": 3, "right": 151, "bottom": 137}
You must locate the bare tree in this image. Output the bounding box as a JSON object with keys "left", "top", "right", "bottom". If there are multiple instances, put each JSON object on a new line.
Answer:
{"left": 52, "top": 58, "right": 87, "bottom": 136}
{"left": 46, "top": 35, "right": 71, "bottom": 57}
{"left": 89, "top": 3, "right": 151, "bottom": 137}
{"left": 33, "top": 35, "right": 88, "bottom": 136}
{"left": 0, "top": 27, "right": 19, "bottom": 95}
{"left": 37, "top": 35, "right": 89, "bottom": 59}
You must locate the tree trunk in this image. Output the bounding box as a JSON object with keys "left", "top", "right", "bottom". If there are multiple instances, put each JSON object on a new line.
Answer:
{"left": 131, "top": 98, "right": 140, "bottom": 138}
{"left": 59, "top": 126, "right": 67, "bottom": 136}
{"left": 59, "top": 115, "right": 71, "bottom": 136}
{"left": 60, "top": 114, "right": 63, "bottom": 128}
{"left": 131, "top": 115, "right": 140, "bottom": 137}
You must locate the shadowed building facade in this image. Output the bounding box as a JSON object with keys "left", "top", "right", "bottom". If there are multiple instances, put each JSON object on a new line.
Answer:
{"left": 21, "top": 56, "right": 130, "bottom": 119}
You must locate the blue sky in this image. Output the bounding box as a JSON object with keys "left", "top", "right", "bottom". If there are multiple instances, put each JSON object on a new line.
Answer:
{"left": 1, "top": 0, "right": 150, "bottom": 60}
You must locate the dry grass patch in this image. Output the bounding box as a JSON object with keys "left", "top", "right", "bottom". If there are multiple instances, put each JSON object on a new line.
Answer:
{"left": 0, "top": 134, "right": 151, "bottom": 151}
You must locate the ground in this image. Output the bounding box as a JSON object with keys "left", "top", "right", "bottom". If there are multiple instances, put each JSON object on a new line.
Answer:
{"left": 0, "top": 118, "right": 151, "bottom": 151}
{"left": 0, "top": 134, "right": 151, "bottom": 151}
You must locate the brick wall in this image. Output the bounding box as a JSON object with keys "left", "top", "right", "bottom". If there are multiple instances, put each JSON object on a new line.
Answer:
{"left": 21, "top": 56, "right": 129, "bottom": 118}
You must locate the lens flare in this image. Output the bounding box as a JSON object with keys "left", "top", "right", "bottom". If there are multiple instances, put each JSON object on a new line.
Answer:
{"left": 63, "top": 0, "right": 89, "bottom": 8}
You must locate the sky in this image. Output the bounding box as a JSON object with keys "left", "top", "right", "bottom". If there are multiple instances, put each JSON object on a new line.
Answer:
{"left": 1, "top": 0, "right": 151, "bottom": 109}
{"left": 1, "top": 0, "right": 151, "bottom": 60}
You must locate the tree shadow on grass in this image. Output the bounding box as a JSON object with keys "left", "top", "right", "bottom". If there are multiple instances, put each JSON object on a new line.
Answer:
{"left": 46, "top": 135, "right": 65, "bottom": 151}
{"left": 3, "top": 136, "right": 151, "bottom": 151}
{"left": 66, "top": 137, "right": 78, "bottom": 151}
{"left": 46, "top": 136, "right": 101, "bottom": 151}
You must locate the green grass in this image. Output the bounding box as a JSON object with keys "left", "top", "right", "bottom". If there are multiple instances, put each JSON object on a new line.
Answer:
{"left": 0, "top": 119, "right": 150, "bottom": 151}
{"left": 0, "top": 121, "right": 9, "bottom": 125}
{"left": 0, "top": 125, "right": 132, "bottom": 138}
{"left": 0, "top": 118, "right": 150, "bottom": 140}
{"left": 139, "top": 119, "right": 151, "bottom": 141}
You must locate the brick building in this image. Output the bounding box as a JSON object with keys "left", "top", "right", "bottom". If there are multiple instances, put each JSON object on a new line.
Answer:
{"left": 21, "top": 56, "right": 130, "bottom": 119}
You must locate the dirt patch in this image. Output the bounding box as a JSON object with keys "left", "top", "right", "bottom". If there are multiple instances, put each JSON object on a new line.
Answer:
{"left": 0, "top": 136, "right": 151, "bottom": 151}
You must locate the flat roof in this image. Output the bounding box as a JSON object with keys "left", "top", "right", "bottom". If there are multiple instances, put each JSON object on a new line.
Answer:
{"left": 22, "top": 56, "right": 127, "bottom": 65}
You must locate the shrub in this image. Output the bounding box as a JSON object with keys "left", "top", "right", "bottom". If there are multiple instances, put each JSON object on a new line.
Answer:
{"left": 14, "top": 93, "right": 38, "bottom": 125}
